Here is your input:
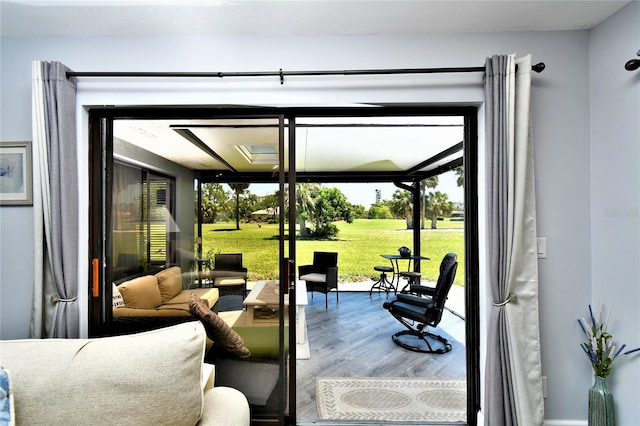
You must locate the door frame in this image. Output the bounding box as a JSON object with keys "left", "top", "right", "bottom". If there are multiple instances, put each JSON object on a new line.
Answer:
{"left": 87, "top": 104, "right": 479, "bottom": 425}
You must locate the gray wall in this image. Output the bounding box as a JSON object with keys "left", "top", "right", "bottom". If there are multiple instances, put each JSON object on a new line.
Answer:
{"left": 1, "top": 3, "right": 638, "bottom": 423}
{"left": 589, "top": 3, "right": 640, "bottom": 424}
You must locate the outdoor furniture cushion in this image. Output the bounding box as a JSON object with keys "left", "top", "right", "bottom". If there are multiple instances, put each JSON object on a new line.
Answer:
{"left": 113, "top": 267, "right": 219, "bottom": 320}
{"left": 162, "top": 288, "right": 218, "bottom": 306}
{"left": 189, "top": 294, "right": 251, "bottom": 358}
{"left": 214, "top": 277, "right": 247, "bottom": 286}
{"left": 117, "top": 274, "right": 162, "bottom": 308}
{"left": 299, "top": 272, "right": 326, "bottom": 282}
{"left": 156, "top": 266, "right": 183, "bottom": 303}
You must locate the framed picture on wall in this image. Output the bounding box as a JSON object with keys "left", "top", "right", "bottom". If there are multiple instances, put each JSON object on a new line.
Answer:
{"left": 0, "top": 141, "right": 33, "bottom": 206}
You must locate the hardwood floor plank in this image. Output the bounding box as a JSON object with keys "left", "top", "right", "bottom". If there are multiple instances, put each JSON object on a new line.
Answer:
{"left": 295, "top": 291, "right": 467, "bottom": 421}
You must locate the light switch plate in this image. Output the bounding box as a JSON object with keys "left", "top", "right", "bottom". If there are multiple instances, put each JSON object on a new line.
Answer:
{"left": 537, "top": 237, "right": 547, "bottom": 258}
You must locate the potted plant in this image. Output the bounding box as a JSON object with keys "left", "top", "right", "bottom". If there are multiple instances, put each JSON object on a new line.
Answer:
{"left": 578, "top": 302, "right": 640, "bottom": 426}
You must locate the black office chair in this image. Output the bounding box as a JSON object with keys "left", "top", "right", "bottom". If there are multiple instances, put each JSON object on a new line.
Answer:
{"left": 383, "top": 253, "right": 458, "bottom": 354}
{"left": 298, "top": 251, "right": 339, "bottom": 309}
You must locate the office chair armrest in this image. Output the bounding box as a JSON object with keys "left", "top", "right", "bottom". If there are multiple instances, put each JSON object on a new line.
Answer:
{"left": 396, "top": 293, "right": 433, "bottom": 308}
{"left": 409, "top": 285, "right": 435, "bottom": 297}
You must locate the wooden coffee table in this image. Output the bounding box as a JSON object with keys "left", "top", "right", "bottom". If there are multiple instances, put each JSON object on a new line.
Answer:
{"left": 243, "top": 280, "right": 308, "bottom": 344}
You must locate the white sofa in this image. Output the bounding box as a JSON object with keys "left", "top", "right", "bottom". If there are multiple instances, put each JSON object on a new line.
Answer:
{"left": 0, "top": 322, "right": 250, "bottom": 426}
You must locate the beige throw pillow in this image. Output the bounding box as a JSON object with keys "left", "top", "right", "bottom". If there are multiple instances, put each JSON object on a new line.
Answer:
{"left": 117, "top": 275, "right": 161, "bottom": 308}
{"left": 156, "top": 266, "right": 183, "bottom": 303}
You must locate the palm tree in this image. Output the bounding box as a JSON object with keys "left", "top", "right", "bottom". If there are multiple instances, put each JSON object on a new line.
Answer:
{"left": 391, "top": 189, "right": 413, "bottom": 229}
{"left": 283, "top": 183, "right": 319, "bottom": 237}
{"left": 454, "top": 166, "right": 464, "bottom": 187}
{"left": 296, "top": 183, "right": 319, "bottom": 237}
{"left": 229, "top": 183, "right": 249, "bottom": 230}
{"left": 421, "top": 176, "right": 439, "bottom": 229}
{"left": 425, "top": 191, "right": 454, "bottom": 229}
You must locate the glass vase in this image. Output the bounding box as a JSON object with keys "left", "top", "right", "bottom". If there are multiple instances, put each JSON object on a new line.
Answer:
{"left": 588, "top": 375, "right": 615, "bottom": 426}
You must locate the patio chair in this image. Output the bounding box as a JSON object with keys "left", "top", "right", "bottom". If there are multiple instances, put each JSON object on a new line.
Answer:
{"left": 298, "top": 251, "right": 339, "bottom": 309}
{"left": 210, "top": 253, "right": 248, "bottom": 297}
{"left": 383, "top": 253, "right": 458, "bottom": 353}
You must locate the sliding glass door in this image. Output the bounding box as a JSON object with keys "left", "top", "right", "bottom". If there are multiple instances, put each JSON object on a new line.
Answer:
{"left": 88, "top": 109, "right": 297, "bottom": 424}
{"left": 88, "top": 105, "right": 479, "bottom": 425}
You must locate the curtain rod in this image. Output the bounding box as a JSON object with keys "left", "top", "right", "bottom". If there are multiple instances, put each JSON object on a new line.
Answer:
{"left": 66, "top": 63, "right": 545, "bottom": 84}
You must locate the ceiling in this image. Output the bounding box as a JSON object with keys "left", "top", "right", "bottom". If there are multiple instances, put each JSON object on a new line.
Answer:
{"left": 0, "top": 1, "right": 631, "bottom": 37}
{"left": 114, "top": 114, "right": 465, "bottom": 183}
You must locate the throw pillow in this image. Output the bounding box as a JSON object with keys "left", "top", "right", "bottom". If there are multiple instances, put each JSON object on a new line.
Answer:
{"left": 188, "top": 294, "right": 251, "bottom": 359}
{"left": 0, "top": 367, "right": 15, "bottom": 425}
{"left": 156, "top": 266, "right": 183, "bottom": 303}
{"left": 117, "top": 275, "right": 162, "bottom": 308}
{"left": 112, "top": 283, "right": 125, "bottom": 308}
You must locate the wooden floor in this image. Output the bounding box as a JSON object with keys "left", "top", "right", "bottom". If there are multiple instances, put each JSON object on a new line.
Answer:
{"left": 295, "top": 290, "right": 467, "bottom": 422}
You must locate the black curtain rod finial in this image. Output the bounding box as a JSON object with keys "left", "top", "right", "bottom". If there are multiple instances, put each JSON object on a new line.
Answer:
{"left": 532, "top": 62, "right": 545, "bottom": 73}
{"left": 625, "top": 59, "right": 640, "bottom": 71}
{"left": 625, "top": 49, "right": 640, "bottom": 71}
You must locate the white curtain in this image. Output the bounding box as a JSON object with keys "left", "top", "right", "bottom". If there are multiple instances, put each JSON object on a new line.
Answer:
{"left": 31, "top": 61, "right": 79, "bottom": 338}
{"left": 484, "top": 54, "right": 544, "bottom": 425}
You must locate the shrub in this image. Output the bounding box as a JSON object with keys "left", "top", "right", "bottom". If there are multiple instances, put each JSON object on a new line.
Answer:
{"left": 313, "top": 223, "right": 339, "bottom": 238}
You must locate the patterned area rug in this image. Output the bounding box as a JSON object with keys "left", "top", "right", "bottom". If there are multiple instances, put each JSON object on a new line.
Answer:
{"left": 316, "top": 377, "right": 466, "bottom": 422}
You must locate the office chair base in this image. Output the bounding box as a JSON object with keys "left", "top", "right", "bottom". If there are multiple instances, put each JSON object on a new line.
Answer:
{"left": 391, "top": 330, "right": 452, "bottom": 354}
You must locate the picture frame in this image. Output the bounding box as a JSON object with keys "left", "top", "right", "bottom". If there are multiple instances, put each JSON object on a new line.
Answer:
{"left": 0, "top": 141, "right": 33, "bottom": 206}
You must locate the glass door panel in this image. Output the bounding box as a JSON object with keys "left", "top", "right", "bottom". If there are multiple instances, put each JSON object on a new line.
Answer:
{"left": 185, "top": 115, "right": 293, "bottom": 423}
{"left": 93, "top": 112, "right": 293, "bottom": 423}
{"left": 111, "top": 162, "right": 175, "bottom": 280}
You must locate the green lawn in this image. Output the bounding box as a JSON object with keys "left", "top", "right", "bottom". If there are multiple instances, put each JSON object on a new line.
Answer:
{"left": 200, "top": 218, "right": 465, "bottom": 286}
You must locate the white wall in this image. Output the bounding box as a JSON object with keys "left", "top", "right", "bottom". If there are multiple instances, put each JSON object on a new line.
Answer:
{"left": 1, "top": 10, "right": 637, "bottom": 422}
{"left": 589, "top": 2, "right": 640, "bottom": 425}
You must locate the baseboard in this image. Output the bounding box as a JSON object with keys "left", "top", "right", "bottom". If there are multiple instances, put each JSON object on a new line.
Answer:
{"left": 476, "top": 411, "right": 587, "bottom": 426}
{"left": 544, "top": 420, "right": 587, "bottom": 426}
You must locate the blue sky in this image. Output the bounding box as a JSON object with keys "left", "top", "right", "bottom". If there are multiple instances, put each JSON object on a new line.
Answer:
{"left": 332, "top": 170, "right": 463, "bottom": 207}
{"left": 240, "top": 169, "right": 463, "bottom": 207}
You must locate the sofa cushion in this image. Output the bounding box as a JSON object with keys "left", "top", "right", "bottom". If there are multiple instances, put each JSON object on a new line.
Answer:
{"left": 118, "top": 274, "right": 162, "bottom": 308}
{"left": 189, "top": 294, "right": 251, "bottom": 359}
{"left": 164, "top": 288, "right": 219, "bottom": 309}
{"left": 0, "top": 322, "right": 207, "bottom": 426}
{"left": 156, "top": 266, "right": 183, "bottom": 303}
